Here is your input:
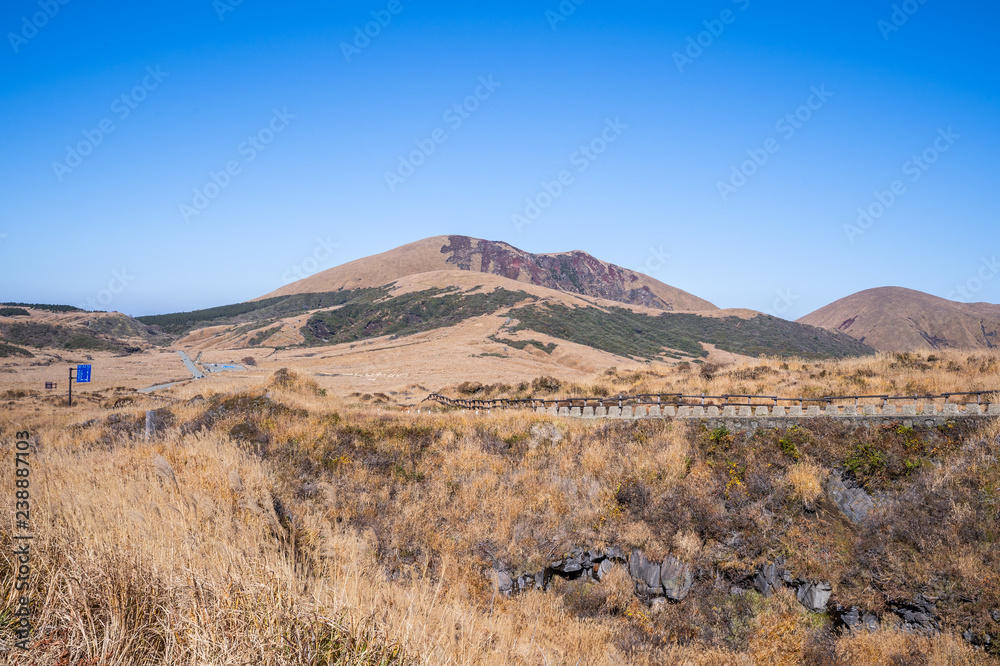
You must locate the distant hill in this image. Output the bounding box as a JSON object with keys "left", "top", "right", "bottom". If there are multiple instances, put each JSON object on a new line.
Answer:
{"left": 798, "top": 287, "right": 1000, "bottom": 351}
{"left": 0, "top": 307, "right": 167, "bottom": 354}
{"left": 258, "top": 235, "right": 718, "bottom": 312}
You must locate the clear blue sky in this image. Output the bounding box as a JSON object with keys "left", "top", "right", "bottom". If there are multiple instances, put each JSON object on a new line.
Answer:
{"left": 1, "top": 0, "right": 997, "bottom": 317}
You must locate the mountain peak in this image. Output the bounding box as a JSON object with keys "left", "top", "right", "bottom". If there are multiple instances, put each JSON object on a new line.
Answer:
{"left": 261, "top": 235, "right": 717, "bottom": 311}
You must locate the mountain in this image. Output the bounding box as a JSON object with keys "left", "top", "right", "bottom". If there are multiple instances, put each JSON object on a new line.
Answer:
{"left": 259, "top": 235, "right": 717, "bottom": 312}
{"left": 797, "top": 287, "right": 1000, "bottom": 351}
{"left": 131, "top": 236, "right": 874, "bottom": 367}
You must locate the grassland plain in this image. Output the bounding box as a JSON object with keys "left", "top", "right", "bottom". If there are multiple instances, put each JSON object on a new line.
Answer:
{"left": 0, "top": 352, "right": 998, "bottom": 664}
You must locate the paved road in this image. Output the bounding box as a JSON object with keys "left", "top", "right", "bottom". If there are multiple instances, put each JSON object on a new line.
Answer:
{"left": 177, "top": 351, "right": 205, "bottom": 379}
{"left": 138, "top": 380, "right": 188, "bottom": 394}
{"left": 202, "top": 363, "right": 245, "bottom": 373}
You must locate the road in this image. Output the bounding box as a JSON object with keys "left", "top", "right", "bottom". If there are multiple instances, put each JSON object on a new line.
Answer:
{"left": 138, "top": 380, "right": 188, "bottom": 394}
{"left": 177, "top": 351, "right": 205, "bottom": 379}
{"left": 202, "top": 363, "right": 245, "bottom": 373}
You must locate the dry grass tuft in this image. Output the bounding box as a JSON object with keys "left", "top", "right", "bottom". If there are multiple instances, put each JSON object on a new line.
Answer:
{"left": 786, "top": 462, "right": 826, "bottom": 505}
{"left": 836, "top": 627, "right": 983, "bottom": 665}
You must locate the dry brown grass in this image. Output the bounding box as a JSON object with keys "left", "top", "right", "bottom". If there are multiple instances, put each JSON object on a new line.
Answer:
{"left": 835, "top": 627, "right": 983, "bottom": 665}
{"left": 475, "top": 349, "right": 1000, "bottom": 405}
{"left": 1, "top": 353, "right": 998, "bottom": 664}
{"left": 786, "top": 462, "right": 826, "bottom": 506}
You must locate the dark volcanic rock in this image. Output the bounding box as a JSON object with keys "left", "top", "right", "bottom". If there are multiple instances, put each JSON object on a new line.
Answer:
{"left": 795, "top": 581, "right": 833, "bottom": 612}
{"left": 629, "top": 550, "right": 662, "bottom": 597}
{"left": 754, "top": 562, "right": 786, "bottom": 597}
{"left": 834, "top": 606, "right": 880, "bottom": 632}
{"left": 890, "top": 595, "right": 940, "bottom": 633}
{"left": 659, "top": 555, "right": 694, "bottom": 601}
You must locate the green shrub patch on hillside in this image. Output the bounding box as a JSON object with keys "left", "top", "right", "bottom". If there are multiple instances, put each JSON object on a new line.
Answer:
{"left": 1, "top": 302, "right": 83, "bottom": 313}
{"left": 489, "top": 335, "right": 557, "bottom": 354}
{"left": 0, "top": 322, "right": 122, "bottom": 351}
{"left": 0, "top": 341, "right": 34, "bottom": 357}
{"left": 507, "top": 304, "right": 876, "bottom": 360}
{"left": 136, "top": 290, "right": 383, "bottom": 335}
{"left": 302, "top": 287, "right": 535, "bottom": 346}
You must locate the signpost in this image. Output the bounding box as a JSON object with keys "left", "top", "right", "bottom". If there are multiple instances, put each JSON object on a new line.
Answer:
{"left": 68, "top": 364, "right": 91, "bottom": 406}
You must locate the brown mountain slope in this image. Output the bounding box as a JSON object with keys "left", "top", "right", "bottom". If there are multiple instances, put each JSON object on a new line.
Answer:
{"left": 258, "top": 235, "right": 717, "bottom": 311}
{"left": 798, "top": 287, "right": 1000, "bottom": 351}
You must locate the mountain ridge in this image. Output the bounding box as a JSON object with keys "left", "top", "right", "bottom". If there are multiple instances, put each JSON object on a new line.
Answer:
{"left": 798, "top": 286, "right": 1000, "bottom": 351}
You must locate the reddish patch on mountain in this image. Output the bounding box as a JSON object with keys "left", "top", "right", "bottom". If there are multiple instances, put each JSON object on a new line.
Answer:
{"left": 440, "top": 236, "right": 673, "bottom": 309}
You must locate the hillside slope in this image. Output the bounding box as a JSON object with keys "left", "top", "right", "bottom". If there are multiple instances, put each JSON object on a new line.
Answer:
{"left": 258, "top": 235, "right": 717, "bottom": 311}
{"left": 798, "top": 287, "right": 1000, "bottom": 351}
{"left": 0, "top": 306, "right": 167, "bottom": 354}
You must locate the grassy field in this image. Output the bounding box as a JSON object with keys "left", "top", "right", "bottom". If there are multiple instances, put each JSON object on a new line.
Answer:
{"left": 444, "top": 349, "right": 1000, "bottom": 403}
{"left": 1, "top": 351, "right": 998, "bottom": 664}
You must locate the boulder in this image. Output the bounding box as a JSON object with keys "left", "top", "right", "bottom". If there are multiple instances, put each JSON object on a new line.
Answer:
{"left": 890, "top": 595, "right": 939, "bottom": 633}
{"left": 629, "top": 550, "right": 662, "bottom": 597}
{"left": 834, "top": 606, "right": 879, "bottom": 632}
{"left": 962, "top": 629, "right": 992, "bottom": 647}
{"left": 659, "top": 555, "right": 694, "bottom": 601}
{"left": 495, "top": 570, "right": 514, "bottom": 595}
{"left": 796, "top": 581, "right": 832, "bottom": 612}
{"left": 605, "top": 545, "right": 626, "bottom": 561}
{"left": 596, "top": 559, "right": 615, "bottom": 580}
{"left": 754, "top": 562, "right": 785, "bottom": 597}
{"left": 551, "top": 554, "right": 583, "bottom": 576}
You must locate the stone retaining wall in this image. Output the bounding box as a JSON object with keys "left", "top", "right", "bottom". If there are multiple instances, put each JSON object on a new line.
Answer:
{"left": 536, "top": 403, "right": 999, "bottom": 430}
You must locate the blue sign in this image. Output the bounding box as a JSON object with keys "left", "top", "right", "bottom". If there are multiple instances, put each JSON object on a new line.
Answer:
{"left": 76, "top": 364, "right": 92, "bottom": 383}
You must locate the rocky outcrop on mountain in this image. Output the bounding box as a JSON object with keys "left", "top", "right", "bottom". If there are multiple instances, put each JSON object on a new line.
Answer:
{"left": 440, "top": 236, "right": 715, "bottom": 311}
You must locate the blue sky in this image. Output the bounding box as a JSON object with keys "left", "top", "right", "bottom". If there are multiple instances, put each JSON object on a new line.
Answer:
{"left": 1, "top": 0, "right": 997, "bottom": 317}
